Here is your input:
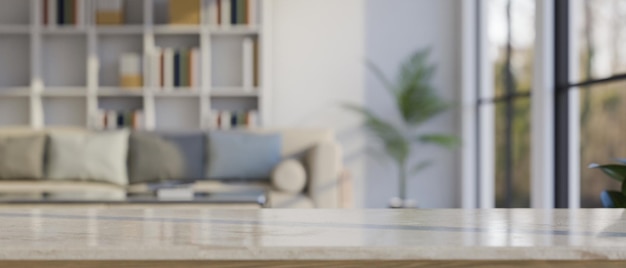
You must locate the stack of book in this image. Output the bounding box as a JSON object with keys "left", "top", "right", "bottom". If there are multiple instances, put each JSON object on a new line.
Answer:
{"left": 209, "top": 110, "right": 259, "bottom": 129}
{"left": 150, "top": 48, "right": 201, "bottom": 90}
{"left": 96, "top": 110, "right": 144, "bottom": 130}
{"left": 119, "top": 53, "right": 142, "bottom": 88}
{"left": 95, "top": 0, "right": 124, "bottom": 25}
{"left": 169, "top": 0, "right": 201, "bottom": 25}
{"left": 204, "top": 0, "right": 258, "bottom": 26}
{"left": 42, "top": 0, "right": 86, "bottom": 26}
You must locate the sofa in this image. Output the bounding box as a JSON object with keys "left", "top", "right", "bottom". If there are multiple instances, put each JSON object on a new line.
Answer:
{"left": 0, "top": 127, "right": 344, "bottom": 208}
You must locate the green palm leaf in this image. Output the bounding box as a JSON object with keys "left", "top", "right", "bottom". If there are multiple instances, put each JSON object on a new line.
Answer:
{"left": 344, "top": 104, "right": 409, "bottom": 163}
{"left": 418, "top": 134, "right": 461, "bottom": 148}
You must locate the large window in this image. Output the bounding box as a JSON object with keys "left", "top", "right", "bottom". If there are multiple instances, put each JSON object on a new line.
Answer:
{"left": 480, "top": 0, "right": 535, "bottom": 208}
{"left": 572, "top": 0, "right": 626, "bottom": 208}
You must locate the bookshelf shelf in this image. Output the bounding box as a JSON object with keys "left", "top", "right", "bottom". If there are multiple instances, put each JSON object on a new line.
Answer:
{"left": 0, "top": 25, "right": 31, "bottom": 34}
{"left": 211, "top": 87, "right": 260, "bottom": 97}
{"left": 0, "top": 88, "right": 31, "bottom": 97}
{"left": 42, "top": 88, "right": 88, "bottom": 97}
{"left": 96, "top": 26, "right": 145, "bottom": 35}
{"left": 97, "top": 87, "right": 144, "bottom": 96}
{"left": 153, "top": 26, "right": 202, "bottom": 35}
{"left": 0, "top": 0, "right": 271, "bottom": 130}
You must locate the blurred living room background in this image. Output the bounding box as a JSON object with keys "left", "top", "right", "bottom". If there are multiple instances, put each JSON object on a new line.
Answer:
{"left": 0, "top": 0, "right": 623, "bottom": 209}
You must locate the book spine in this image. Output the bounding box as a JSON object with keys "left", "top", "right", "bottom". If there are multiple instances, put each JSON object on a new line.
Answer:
{"left": 76, "top": 0, "right": 84, "bottom": 26}
{"left": 188, "top": 48, "right": 195, "bottom": 88}
{"left": 217, "top": 0, "right": 222, "bottom": 25}
{"left": 247, "top": 110, "right": 259, "bottom": 128}
{"left": 106, "top": 110, "right": 118, "bottom": 129}
{"left": 43, "top": 0, "right": 48, "bottom": 25}
{"left": 219, "top": 111, "right": 231, "bottom": 130}
{"left": 238, "top": 0, "right": 245, "bottom": 24}
{"left": 242, "top": 37, "right": 253, "bottom": 91}
{"left": 164, "top": 48, "right": 174, "bottom": 89}
{"left": 65, "top": 0, "right": 73, "bottom": 25}
{"left": 120, "top": 53, "right": 142, "bottom": 88}
{"left": 181, "top": 49, "right": 189, "bottom": 87}
{"left": 57, "top": 0, "right": 64, "bottom": 25}
{"left": 193, "top": 48, "right": 201, "bottom": 89}
{"left": 134, "top": 110, "right": 144, "bottom": 130}
{"left": 48, "top": 0, "right": 56, "bottom": 27}
{"left": 73, "top": 0, "right": 77, "bottom": 25}
{"left": 220, "top": 0, "right": 230, "bottom": 26}
{"left": 248, "top": 0, "right": 256, "bottom": 25}
{"left": 96, "top": 109, "right": 106, "bottom": 130}
{"left": 173, "top": 50, "right": 180, "bottom": 88}
{"left": 150, "top": 49, "right": 161, "bottom": 88}
{"left": 253, "top": 38, "right": 259, "bottom": 87}
{"left": 210, "top": 110, "right": 219, "bottom": 129}
{"left": 230, "top": 0, "right": 236, "bottom": 25}
{"left": 159, "top": 49, "right": 164, "bottom": 88}
{"left": 208, "top": 0, "right": 218, "bottom": 25}
{"left": 230, "top": 112, "right": 237, "bottom": 128}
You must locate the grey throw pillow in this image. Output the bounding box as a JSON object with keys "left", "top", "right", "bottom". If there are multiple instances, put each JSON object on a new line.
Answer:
{"left": 46, "top": 130, "right": 130, "bottom": 185}
{"left": 128, "top": 132, "right": 185, "bottom": 184}
{"left": 0, "top": 135, "right": 46, "bottom": 180}
{"left": 206, "top": 131, "right": 281, "bottom": 180}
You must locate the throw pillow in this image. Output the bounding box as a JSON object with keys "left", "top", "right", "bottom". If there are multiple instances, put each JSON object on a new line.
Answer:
{"left": 159, "top": 132, "right": 206, "bottom": 180}
{"left": 271, "top": 159, "right": 307, "bottom": 193}
{"left": 206, "top": 131, "right": 281, "bottom": 180}
{"left": 46, "top": 130, "right": 130, "bottom": 185}
{"left": 0, "top": 135, "right": 46, "bottom": 180}
{"left": 128, "top": 132, "right": 185, "bottom": 184}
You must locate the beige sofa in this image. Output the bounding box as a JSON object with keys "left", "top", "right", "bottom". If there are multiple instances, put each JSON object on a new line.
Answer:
{"left": 0, "top": 127, "right": 344, "bottom": 208}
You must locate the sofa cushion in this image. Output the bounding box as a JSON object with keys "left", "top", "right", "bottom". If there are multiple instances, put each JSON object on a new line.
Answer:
{"left": 46, "top": 130, "right": 130, "bottom": 185}
{"left": 206, "top": 131, "right": 281, "bottom": 180}
{"left": 128, "top": 132, "right": 185, "bottom": 184}
{"left": 271, "top": 159, "right": 307, "bottom": 193}
{"left": 158, "top": 132, "right": 206, "bottom": 180}
{"left": 0, "top": 135, "right": 46, "bottom": 180}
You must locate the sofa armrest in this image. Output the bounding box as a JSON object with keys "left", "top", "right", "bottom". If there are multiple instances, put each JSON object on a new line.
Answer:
{"left": 305, "top": 141, "right": 342, "bottom": 208}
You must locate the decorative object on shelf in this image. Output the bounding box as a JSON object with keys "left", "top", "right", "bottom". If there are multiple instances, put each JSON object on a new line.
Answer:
{"left": 119, "top": 53, "right": 143, "bottom": 88}
{"left": 169, "top": 0, "right": 201, "bottom": 25}
{"left": 95, "top": 0, "right": 124, "bottom": 25}
{"left": 589, "top": 161, "right": 626, "bottom": 208}
{"left": 43, "top": 0, "right": 86, "bottom": 27}
{"left": 210, "top": 110, "right": 259, "bottom": 129}
{"left": 344, "top": 49, "right": 459, "bottom": 208}
{"left": 151, "top": 47, "right": 201, "bottom": 90}
{"left": 97, "top": 109, "right": 144, "bottom": 130}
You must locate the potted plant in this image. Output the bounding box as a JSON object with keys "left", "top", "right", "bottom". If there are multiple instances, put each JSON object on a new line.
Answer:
{"left": 590, "top": 161, "right": 626, "bottom": 208}
{"left": 345, "top": 49, "right": 459, "bottom": 208}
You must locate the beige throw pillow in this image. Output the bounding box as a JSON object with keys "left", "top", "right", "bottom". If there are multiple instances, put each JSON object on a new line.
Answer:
{"left": 46, "top": 130, "right": 130, "bottom": 185}
{"left": 0, "top": 135, "right": 46, "bottom": 180}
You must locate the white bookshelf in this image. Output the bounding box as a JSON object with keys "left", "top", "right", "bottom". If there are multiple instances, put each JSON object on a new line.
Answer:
{"left": 0, "top": 0, "right": 271, "bottom": 130}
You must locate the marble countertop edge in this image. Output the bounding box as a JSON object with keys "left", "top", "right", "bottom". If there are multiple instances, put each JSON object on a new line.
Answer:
{"left": 1, "top": 247, "right": 625, "bottom": 261}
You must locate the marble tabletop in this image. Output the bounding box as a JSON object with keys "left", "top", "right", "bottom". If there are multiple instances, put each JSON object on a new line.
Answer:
{"left": 1, "top": 208, "right": 626, "bottom": 261}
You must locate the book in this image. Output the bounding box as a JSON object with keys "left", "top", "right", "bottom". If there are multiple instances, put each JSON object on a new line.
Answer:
{"left": 65, "top": 0, "right": 73, "bottom": 25}
{"left": 57, "top": 0, "right": 64, "bottom": 25}
{"left": 192, "top": 48, "right": 201, "bottom": 89}
{"left": 253, "top": 38, "right": 259, "bottom": 87}
{"left": 207, "top": 0, "right": 219, "bottom": 25}
{"left": 106, "top": 110, "right": 117, "bottom": 130}
{"left": 242, "top": 37, "right": 254, "bottom": 91}
{"left": 163, "top": 48, "right": 174, "bottom": 89}
{"left": 119, "top": 53, "right": 142, "bottom": 88}
{"left": 95, "top": 0, "right": 123, "bottom": 25}
{"left": 247, "top": 110, "right": 259, "bottom": 128}
{"left": 173, "top": 50, "right": 181, "bottom": 87}
{"left": 237, "top": 0, "right": 246, "bottom": 24}
{"left": 219, "top": 111, "right": 231, "bottom": 129}
{"left": 230, "top": 0, "right": 237, "bottom": 25}
{"left": 248, "top": 0, "right": 256, "bottom": 25}
{"left": 47, "top": 0, "right": 56, "bottom": 27}
{"left": 169, "top": 0, "right": 200, "bottom": 25}
{"left": 180, "top": 49, "right": 189, "bottom": 87}
{"left": 209, "top": 110, "right": 220, "bottom": 129}
{"left": 43, "top": 0, "right": 48, "bottom": 25}
{"left": 220, "top": 0, "right": 230, "bottom": 26}
{"left": 150, "top": 48, "right": 162, "bottom": 88}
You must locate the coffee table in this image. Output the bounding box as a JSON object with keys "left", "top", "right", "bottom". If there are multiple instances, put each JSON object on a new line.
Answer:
{"left": 0, "top": 209, "right": 625, "bottom": 267}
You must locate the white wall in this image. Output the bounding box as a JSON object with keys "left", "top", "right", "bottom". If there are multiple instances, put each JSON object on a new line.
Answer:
{"left": 364, "top": 0, "right": 462, "bottom": 208}
{"left": 270, "top": 0, "right": 367, "bottom": 206}
{"left": 271, "top": 0, "right": 462, "bottom": 208}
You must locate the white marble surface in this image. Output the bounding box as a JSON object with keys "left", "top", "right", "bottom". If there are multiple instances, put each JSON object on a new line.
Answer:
{"left": 1, "top": 208, "right": 626, "bottom": 260}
